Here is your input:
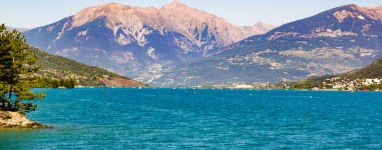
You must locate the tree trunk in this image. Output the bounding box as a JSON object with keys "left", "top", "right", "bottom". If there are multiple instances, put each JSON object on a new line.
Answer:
{"left": 1, "top": 85, "right": 4, "bottom": 109}
{"left": 8, "top": 57, "right": 14, "bottom": 111}
{"left": 1, "top": 97, "right": 4, "bottom": 108}
{"left": 8, "top": 84, "right": 13, "bottom": 110}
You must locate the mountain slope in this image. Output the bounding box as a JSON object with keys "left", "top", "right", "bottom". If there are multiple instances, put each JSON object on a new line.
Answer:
{"left": 152, "top": 4, "right": 382, "bottom": 87}
{"left": 339, "top": 57, "right": 382, "bottom": 79}
{"left": 292, "top": 57, "right": 382, "bottom": 90}
{"left": 23, "top": 1, "right": 274, "bottom": 80}
{"left": 32, "top": 48, "right": 145, "bottom": 87}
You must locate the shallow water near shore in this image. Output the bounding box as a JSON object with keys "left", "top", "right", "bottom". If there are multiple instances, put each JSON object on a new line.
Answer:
{"left": 0, "top": 88, "right": 382, "bottom": 149}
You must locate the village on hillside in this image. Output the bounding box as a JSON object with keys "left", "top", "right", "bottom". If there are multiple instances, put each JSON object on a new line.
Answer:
{"left": 311, "top": 77, "right": 382, "bottom": 91}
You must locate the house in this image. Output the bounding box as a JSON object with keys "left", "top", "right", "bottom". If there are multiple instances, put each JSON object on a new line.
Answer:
{"left": 365, "top": 79, "right": 373, "bottom": 85}
{"left": 373, "top": 79, "right": 381, "bottom": 84}
{"left": 332, "top": 84, "right": 344, "bottom": 89}
{"left": 235, "top": 84, "right": 253, "bottom": 89}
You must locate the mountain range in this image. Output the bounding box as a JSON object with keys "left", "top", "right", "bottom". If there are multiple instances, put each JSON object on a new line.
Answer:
{"left": 23, "top": 2, "right": 382, "bottom": 87}
{"left": 23, "top": 1, "right": 274, "bottom": 81}
{"left": 151, "top": 4, "right": 382, "bottom": 86}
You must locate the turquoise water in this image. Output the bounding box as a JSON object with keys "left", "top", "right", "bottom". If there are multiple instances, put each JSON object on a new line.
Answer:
{"left": 1, "top": 88, "right": 382, "bottom": 149}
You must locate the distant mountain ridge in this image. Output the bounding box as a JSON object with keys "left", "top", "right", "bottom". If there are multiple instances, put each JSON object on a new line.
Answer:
{"left": 4, "top": 26, "right": 28, "bottom": 32}
{"left": 241, "top": 22, "right": 276, "bottom": 37}
{"left": 151, "top": 4, "right": 382, "bottom": 87}
{"left": 23, "top": 1, "right": 274, "bottom": 80}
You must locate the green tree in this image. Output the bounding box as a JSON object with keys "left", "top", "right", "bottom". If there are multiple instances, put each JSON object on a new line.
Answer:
{"left": 0, "top": 24, "right": 45, "bottom": 112}
{"left": 52, "top": 80, "right": 60, "bottom": 88}
{"left": 63, "top": 79, "right": 70, "bottom": 88}
{"left": 69, "top": 79, "right": 75, "bottom": 89}
{"left": 59, "top": 79, "right": 65, "bottom": 87}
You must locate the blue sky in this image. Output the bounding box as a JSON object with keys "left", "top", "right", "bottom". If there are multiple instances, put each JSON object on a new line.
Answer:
{"left": 1, "top": 0, "right": 381, "bottom": 29}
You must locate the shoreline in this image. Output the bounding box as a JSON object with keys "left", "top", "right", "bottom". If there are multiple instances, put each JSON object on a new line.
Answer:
{"left": 32, "top": 86, "right": 382, "bottom": 92}
{"left": 0, "top": 111, "right": 52, "bottom": 129}
{"left": 50, "top": 87, "right": 382, "bottom": 92}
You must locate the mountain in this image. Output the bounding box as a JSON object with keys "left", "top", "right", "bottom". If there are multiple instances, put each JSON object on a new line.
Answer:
{"left": 4, "top": 25, "right": 29, "bottom": 32}
{"left": 32, "top": 48, "right": 145, "bottom": 87}
{"left": 23, "top": 1, "right": 274, "bottom": 80}
{"left": 151, "top": 4, "right": 382, "bottom": 87}
{"left": 4, "top": 26, "right": 28, "bottom": 32}
{"left": 241, "top": 22, "right": 276, "bottom": 38}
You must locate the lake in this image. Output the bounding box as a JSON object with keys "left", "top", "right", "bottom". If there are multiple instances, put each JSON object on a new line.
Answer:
{"left": 1, "top": 88, "right": 382, "bottom": 149}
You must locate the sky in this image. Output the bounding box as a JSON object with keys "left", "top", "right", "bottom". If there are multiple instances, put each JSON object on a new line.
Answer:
{"left": 1, "top": 0, "right": 381, "bottom": 29}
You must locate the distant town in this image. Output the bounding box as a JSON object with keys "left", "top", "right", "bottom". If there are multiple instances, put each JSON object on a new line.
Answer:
{"left": 189, "top": 77, "right": 382, "bottom": 91}
{"left": 315, "top": 77, "right": 382, "bottom": 91}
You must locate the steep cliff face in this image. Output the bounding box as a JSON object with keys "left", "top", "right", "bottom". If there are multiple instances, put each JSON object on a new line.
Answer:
{"left": 152, "top": 4, "right": 382, "bottom": 87}
{"left": 23, "top": 1, "right": 274, "bottom": 79}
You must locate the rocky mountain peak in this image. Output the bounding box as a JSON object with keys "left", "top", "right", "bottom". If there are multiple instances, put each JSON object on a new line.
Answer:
{"left": 163, "top": 0, "right": 188, "bottom": 8}
{"left": 338, "top": 4, "right": 382, "bottom": 22}
{"left": 77, "top": 3, "right": 134, "bottom": 15}
{"left": 160, "top": 0, "right": 219, "bottom": 23}
{"left": 69, "top": 2, "right": 271, "bottom": 45}
{"left": 254, "top": 21, "right": 269, "bottom": 26}
{"left": 239, "top": 22, "right": 275, "bottom": 37}
{"left": 72, "top": 3, "right": 140, "bottom": 28}
{"left": 252, "top": 22, "right": 275, "bottom": 32}
{"left": 100, "top": 3, "right": 130, "bottom": 8}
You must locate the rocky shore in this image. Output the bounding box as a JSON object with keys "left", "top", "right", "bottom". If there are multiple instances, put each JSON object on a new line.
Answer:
{"left": 0, "top": 111, "right": 52, "bottom": 129}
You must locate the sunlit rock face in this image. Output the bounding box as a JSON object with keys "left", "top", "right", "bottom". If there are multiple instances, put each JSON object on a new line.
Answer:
{"left": 23, "top": 1, "right": 274, "bottom": 79}
{"left": 0, "top": 111, "right": 51, "bottom": 128}
{"left": 152, "top": 4, "right": 382, "bottom": 87}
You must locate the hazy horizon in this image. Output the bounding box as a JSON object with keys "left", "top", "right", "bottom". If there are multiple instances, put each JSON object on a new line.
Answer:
{"left": 1, "top": 0, "right": 381, "bottom": 29}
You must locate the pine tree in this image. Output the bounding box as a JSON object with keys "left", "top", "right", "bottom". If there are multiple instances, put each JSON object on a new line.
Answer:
{"left": 63, "top": 79, "right": 69, "bottom": 88}
{"left": 69, "top": 79, "right": 75, "bottom": 89}
{"left": 52, "top": 80, "right": 60, "bottom": 88}
{"left": 0, "top": 24, "right": 45, "bottom": 112}
{"left": 59, "top": 79, "right": 65, "bottom": 88}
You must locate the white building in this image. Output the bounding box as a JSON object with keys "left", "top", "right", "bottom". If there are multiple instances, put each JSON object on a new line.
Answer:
{"left": 235, "top": 84, "right": 253, "bottom": 89}
{"left": 373, "top": 79, "right": 381, "bottom": 84}
{"left": 332, "top": 85, "right": 344, "bottom": 89}
{"left": 365, "top": 79, "right": 373, "bottom": 85}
